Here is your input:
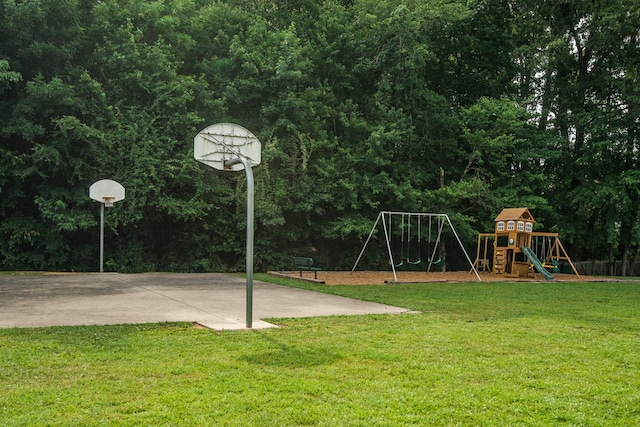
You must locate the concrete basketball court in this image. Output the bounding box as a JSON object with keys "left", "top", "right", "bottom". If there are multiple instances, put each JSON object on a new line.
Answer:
{"left": 0, "top": 273, "right": 411, "bottom": 330}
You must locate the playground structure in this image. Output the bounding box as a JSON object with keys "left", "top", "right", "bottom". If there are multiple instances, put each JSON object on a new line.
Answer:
{"left": 352, "top": 211, "right": 481, "bottom": 282}
{"left": 473, "top": 208, "right": 579, "bottom": 280}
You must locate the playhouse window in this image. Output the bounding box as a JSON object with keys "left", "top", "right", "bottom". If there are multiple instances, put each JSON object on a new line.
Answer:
{"left": 525, "top": 222, "right": 533, "bottom": 232}
{"left": 507, "top": 221, "right": 515, "bottom": 231}
{"left": 497, "top": 221, "right": 505, "bottom": 231}
{"left": 517, "top": 221, "right": 525, "bottom": 231}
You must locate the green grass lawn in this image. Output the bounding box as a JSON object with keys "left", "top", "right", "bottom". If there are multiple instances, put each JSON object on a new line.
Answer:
{"left": 1, "top": 275, "right": 639, "bottom": 426}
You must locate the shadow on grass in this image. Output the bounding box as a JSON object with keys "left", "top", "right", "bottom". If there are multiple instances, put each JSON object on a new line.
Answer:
{"left": 239, "top": 331, "right": 342, "bottom": 368}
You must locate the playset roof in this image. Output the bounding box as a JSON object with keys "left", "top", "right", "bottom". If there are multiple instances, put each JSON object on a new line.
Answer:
{"left": 494, "top": 207, "right": 535, "bottom": 223}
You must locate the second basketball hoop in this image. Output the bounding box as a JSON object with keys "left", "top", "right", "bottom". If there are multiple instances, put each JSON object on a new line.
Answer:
{"left": 89, "top": 179, "right": 125, "bottom": 272}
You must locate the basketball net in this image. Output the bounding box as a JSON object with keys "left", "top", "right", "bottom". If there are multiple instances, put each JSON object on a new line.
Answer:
{"left": 103, "top": 197, "right": 115, "bottom": 208}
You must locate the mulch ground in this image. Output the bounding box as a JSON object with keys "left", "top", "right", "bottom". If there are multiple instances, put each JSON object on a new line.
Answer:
{"left": 270, "top": 270, "right": 618, "bottom": 285}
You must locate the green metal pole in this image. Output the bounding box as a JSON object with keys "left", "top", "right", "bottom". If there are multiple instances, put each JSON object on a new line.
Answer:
{"left": 99, "top": 203, "right": 104, "bottom": 273}
{"left": 225, "top": 156, "right": 254, "bottom": 328}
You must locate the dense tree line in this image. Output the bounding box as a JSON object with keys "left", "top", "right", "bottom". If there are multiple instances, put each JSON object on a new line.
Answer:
{"left": 1, "top": 0, "right": 638, "bottom": 274}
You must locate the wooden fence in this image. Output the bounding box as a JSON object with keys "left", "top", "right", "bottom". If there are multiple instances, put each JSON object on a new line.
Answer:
{"left": 572, "top": 260, "right": 640, "bottom": 277}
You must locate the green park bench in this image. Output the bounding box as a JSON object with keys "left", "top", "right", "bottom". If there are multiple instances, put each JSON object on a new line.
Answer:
{"left": 292, "top": 256, "right": 322, "bottom": 279}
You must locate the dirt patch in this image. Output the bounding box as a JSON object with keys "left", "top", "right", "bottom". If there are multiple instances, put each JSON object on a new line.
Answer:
{"left": 271, "top": 270, "right": 613, "bottom": 285}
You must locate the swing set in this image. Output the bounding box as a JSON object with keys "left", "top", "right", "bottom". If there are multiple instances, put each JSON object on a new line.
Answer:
{"left": 352, "top": 211, "right": 481, "bottom": 282}
{"left": 392, "top": 214, "right": 442, "bottom": 268}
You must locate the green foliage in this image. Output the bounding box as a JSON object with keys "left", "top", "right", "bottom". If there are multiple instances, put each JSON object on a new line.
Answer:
{"left": 0, "top": 59, "right": 21, "bottom": 94}
{"left": 0, "top": 0, "right": 637, "bottom": 272}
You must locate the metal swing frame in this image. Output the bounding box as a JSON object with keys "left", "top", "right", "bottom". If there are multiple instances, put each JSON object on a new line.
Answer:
{"left": 351, "top": 211, "right": 481, "bottom": 282}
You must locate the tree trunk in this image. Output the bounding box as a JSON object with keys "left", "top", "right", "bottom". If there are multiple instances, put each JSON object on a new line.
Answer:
{"left": 618, "top": 215, "right": 638, "bottom": 276}
{"left": 608, "top": 243, "right": 615, "bottom": 276}
{"left": 629, "top": 246, "right": 639, "bottom": 277}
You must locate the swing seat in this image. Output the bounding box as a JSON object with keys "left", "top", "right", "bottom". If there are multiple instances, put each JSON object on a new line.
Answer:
{"left": 407, "top": 259, "right": 421, "bottom": 265}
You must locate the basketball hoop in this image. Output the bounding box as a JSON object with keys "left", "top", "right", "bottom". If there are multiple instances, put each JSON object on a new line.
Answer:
{"left": 194, "top": 123, "right": 261, "bottom": 171}
{"left": 89, "top": 179, "right": 125, "bottom": 273}
{"left": 194, "top": 123, "right": 262, "bottom": 329}
{"left": 103, "top": 196, "right": 115, "bottom": 208}
{"left": 89, "top": 180, "right": 125, "bottom": 206}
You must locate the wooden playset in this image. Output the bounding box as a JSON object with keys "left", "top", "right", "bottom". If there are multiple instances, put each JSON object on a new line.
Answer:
{"left": 473, "top": 208, "right": 579, "bottom": 280}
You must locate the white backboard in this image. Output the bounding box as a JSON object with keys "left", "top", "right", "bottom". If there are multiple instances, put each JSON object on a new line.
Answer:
{"left": 194, "top": 123, "right": 261, "bottom": 171}
{"left": 89, "top": 179, "right": 125, "bottom": 204}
